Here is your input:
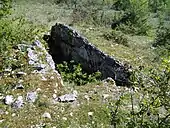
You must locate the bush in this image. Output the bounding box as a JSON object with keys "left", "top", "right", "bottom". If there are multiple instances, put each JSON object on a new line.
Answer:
{"left": 148, "top": 0, "right": 167, "bottom": 13}
{"left": 0, "top": 0, "right": 12, "bottom": 19}
{"left": 110, "top": 58, "right": 170, "bottom": 127}
{"left": 153, "top": 25, "right": 170, "bottom": 48}
{"left": 112, "top": 0, "right": 151, "bottom": 35}
{"left": 57, "top": 60, "right": 101, "bottom": 85}
{"left": 103, "top": 30, "right": 129, "bottom": 46}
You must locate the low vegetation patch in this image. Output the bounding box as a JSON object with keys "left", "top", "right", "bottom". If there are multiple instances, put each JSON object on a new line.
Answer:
{"left": 0, "top": 0, "right": 170, "bottom": 127}
{"left": 57, "top": 60, "right": 101, "bottom": 85}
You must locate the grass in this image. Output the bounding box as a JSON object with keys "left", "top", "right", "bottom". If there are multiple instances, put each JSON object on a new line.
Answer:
{"left": 12, "top": 0, "right": 156, "bottom": 68}
{"left": 0, "top": 0, "right": 169, "bottom": 127}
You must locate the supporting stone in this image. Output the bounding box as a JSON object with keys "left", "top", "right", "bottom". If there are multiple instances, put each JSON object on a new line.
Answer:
{"left": 46, "top": 23, "right": 131, "bottom": 86}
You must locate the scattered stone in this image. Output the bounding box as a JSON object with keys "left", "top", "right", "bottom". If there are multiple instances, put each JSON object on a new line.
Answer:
{"left": 12, "top": 113, "right": 16, "bottom": 117}
{"left": 26, "top": 92, "right": 37, "bottom": 103}
{"left": 0, "top": 109, "right": 5, "bottom": 115}
{"left": 34, "top": 64, "right": 46, "bottom": 71}
{"left": 88, "top": 112, "right": 93, "bottom": 116}
{"left": 17, "top": 44, "right": 32, "bottom": 52}
{"left": 0, "top": 120, "right": 4, "bottom": 123}
{"left": 4, "top": 68, "right": 12, "bottom": 72}
{"left": 15, "top": 83, "right": 24, "bottom": 89}
{"left": 16, "top": 71, "right": 27, "bottom": 77}
{"left": 58, "top": 94, "right": 77, "bottom": 102}
{"left": 42, "top": 112, "right": 51, "bottom": 119}
{"left": 84, "top": 95, "right": 89, "bottom": 100}
{"left": 70, "top": 112, "right": 73, "bottom": 117}
{"left": 5, "top": 111, "right": 9, "bottom": 115}
{"left": 62, "top": 117, "right": 67, "bottom": 121}
{"left": 106, "top": 77, "right": 116, "bottom": 84}
{"left": 12, "top": 96, "right": 24, "bottom": 109}
{"left": 4, "top": 95, "right": 14, "bottom": 105}
{"left": 27, "top": 48, "right": 39, "bottom": 64}
{"left": 102, "top": 94, "right": 110, "bottom": 99}
{"left": 36, "top": 88, "right": 41, "bottom": 92}
{"left": 41, "top": 75, "right": 47, "bottom": 81}
{"left": 58, "top": 91, "right": 77, "bottom": 102}
{"left": 53, "top": 94, "right": 57, "bottom": 99}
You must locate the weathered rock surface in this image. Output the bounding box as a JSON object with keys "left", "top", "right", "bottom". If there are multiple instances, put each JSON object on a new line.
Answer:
{"left": 57, "top": 91, "right": 78, "bottom": 102}
{"left": 26, "top": 91, "right": 38, "bottom": 103}
{"left": 42, "top": 112, "right": 51, "bottom": 119}
{"left": 18, "top": 40, "right": 63, "bottom": 87}
{"left": 12, "top": 96, "right": 24, "bottom": 109}
{"left": 47, "top": 23, "right": 131, "bottom": 85}
{"left": 4, "top": 95, "right": 14, "bottom": 105}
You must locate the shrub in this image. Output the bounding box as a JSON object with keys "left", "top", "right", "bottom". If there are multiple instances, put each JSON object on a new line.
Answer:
{"left": 57, "top": 60, "right": 101, "bottom": 85}
{"left": 153, "top": 25, "right": 170, "bottom": 48}
{"left": 148, "top": 0, "right": 167, "bottom": 13}
{"left": 110, "top": 58, "right": 170, "bottom": 127}
{"left": 103, "top": 30, "right": 129, "bottom": 46}
{"left": 0, "top": 0, "right": 12, "bottom": 19}
{"left": 112, "top": 0, "right": 151, "bottom": 35}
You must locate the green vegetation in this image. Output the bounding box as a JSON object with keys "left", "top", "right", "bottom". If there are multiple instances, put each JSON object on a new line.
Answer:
{"left": 57, "top": 61, "right": 101, "bottom": 85}
{"left": 0, "top": 0, "right": 169, "bottom": 127}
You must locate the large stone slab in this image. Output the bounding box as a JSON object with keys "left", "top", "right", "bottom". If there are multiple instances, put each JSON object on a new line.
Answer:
{"left": 46, "top": 23, "right": 131, "bottom": 86}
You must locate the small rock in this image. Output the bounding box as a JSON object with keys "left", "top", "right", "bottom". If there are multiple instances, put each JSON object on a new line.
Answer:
{"left": 12, "top": 113, "right": 16, "bottom": 117}
{"left": 27, "top": 48, "right": 38, "bottom": 63}
{"left": 5, "top": 111, "right": 9, "bottom": 115}
{"left": 16, "top": 71, "right": 27, "bottom": 77}
{"left": 12, "top": 96, "right": 24, "bottom": 109}
{"left": 50, "top": 76, "right": 55, "bottom": 79}
{"left": 0, "top": 109, "right": 4, "bottom": 115}
{"left": 84, "top": 95, "right": 90, "bottom": 101}
{"left": 0, "top": 119, "right": 4, "bottom": 123}
{"left": 33, "top": 40, "right": 43, "bottom": 48}
{"left": 42, "top": 112, "right": 51, "bottom": 119}
{"left": 26, "top": 92, "right": 37, "bottom": 103}
{"left": 17, "top": 44, "right": 32, "bottom": 52}
{"left": 36, "top": 88, "right": 41, "bottom": 92}
{"left": 105, "top": 77, "right": 116, "bottom": 85}
{"left": 58, "top": 93, "right": 77, "bottom": 102}
{"left": 88, "top": 112, "right": 93, "bottom": 116}
{"left": 34, "top": 64, "right": 46, "bottom": 71}
{"left": 70, "top": 112, "right": 73, "bottom": 117}
{"left": 15, "top": 83, "right": 24, "bottom": 89}
{"left": 41, "top": 76, "right": 47, "bottom": 81}
{"left": 4, "top": 68, "right": 12, "bottom": 72}
{"left": 53, "top": 94, "right": 57, "bottom": 99}
{"left": 102, "top": 94, "right": 110, "bottom": 99}
{"left": 4, "top": 95, "right": 14, "bottom": 105}
{"left": 62, "top": 117, "right": 67, "bottom": 121}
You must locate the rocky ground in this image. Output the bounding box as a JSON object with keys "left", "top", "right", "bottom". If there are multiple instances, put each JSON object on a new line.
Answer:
{"left": 0, "top": 39, "right": 133, "bottom": 127}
